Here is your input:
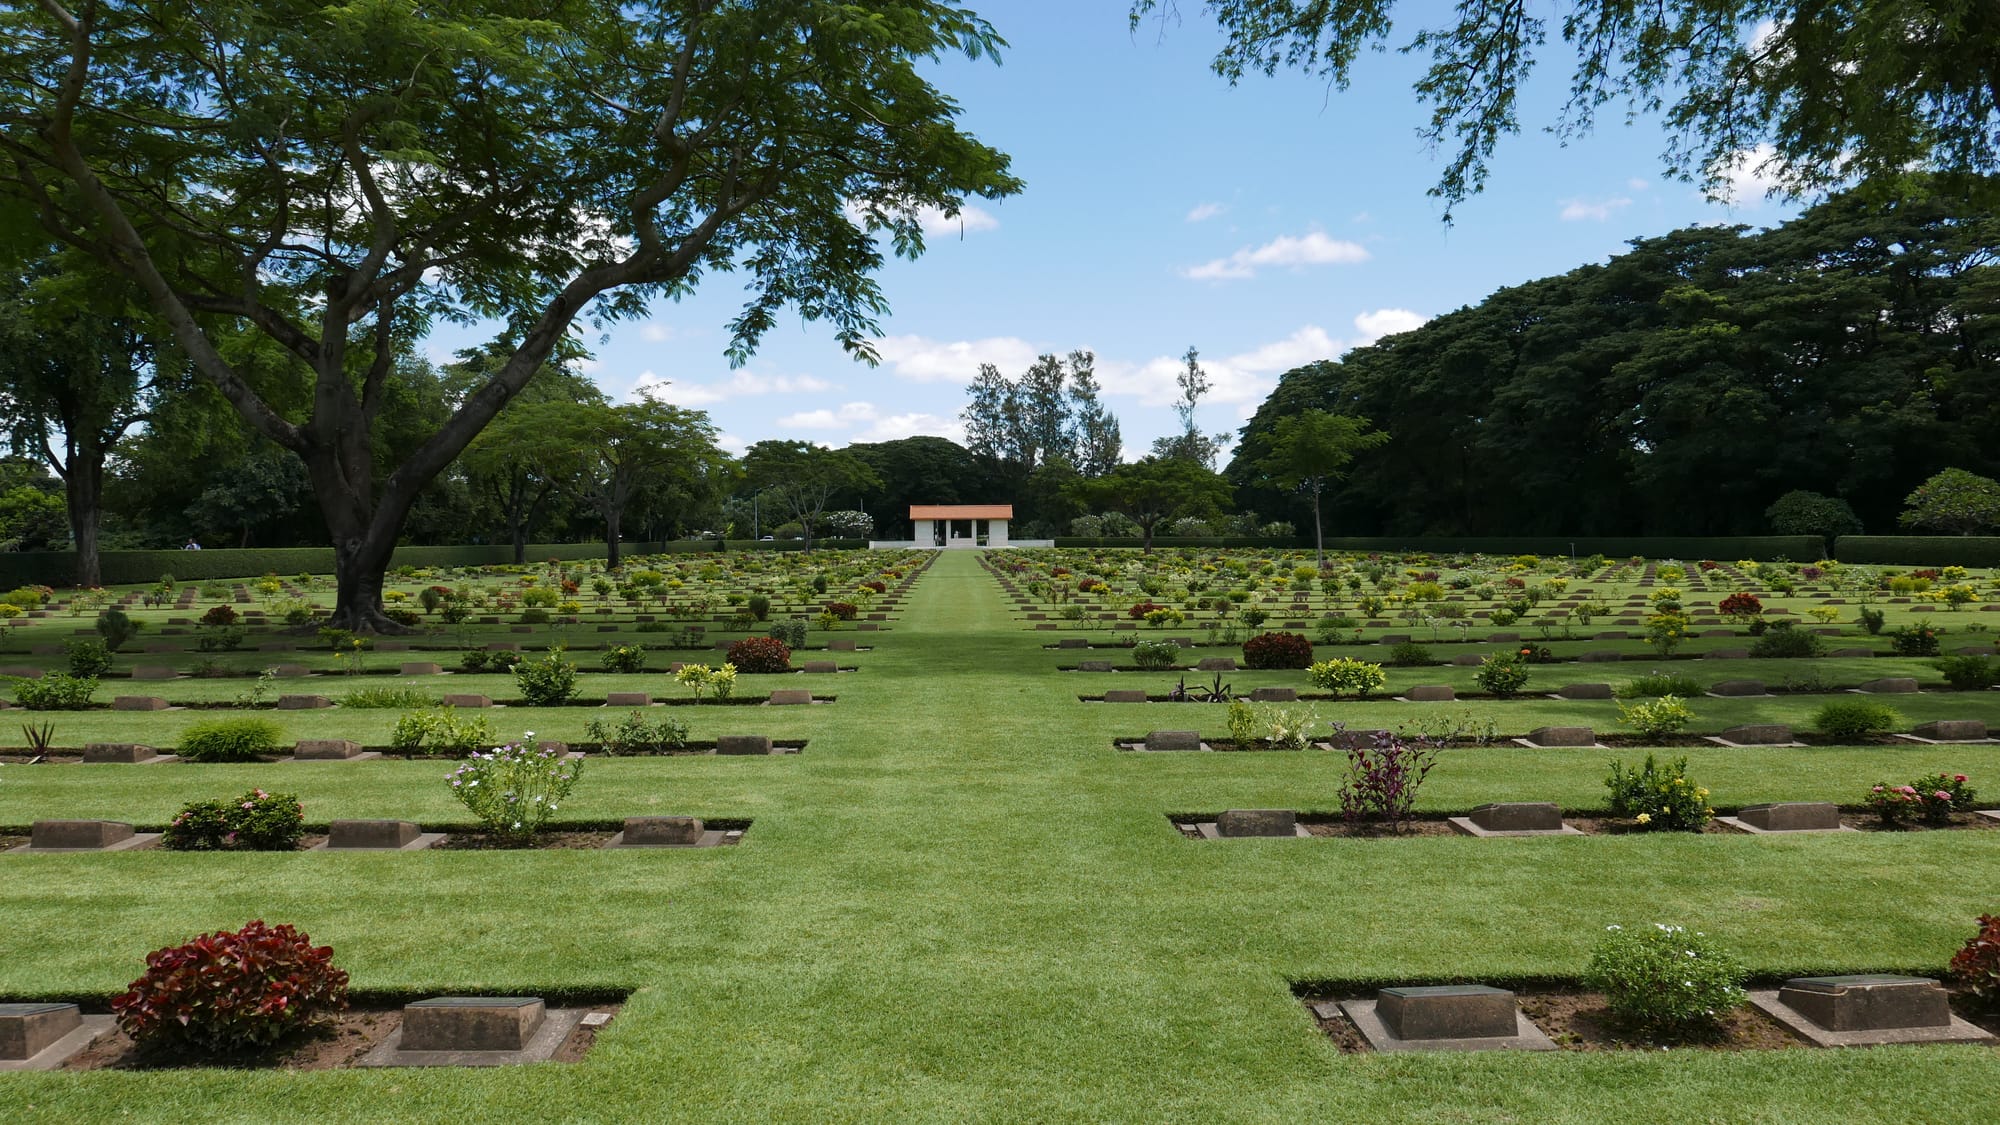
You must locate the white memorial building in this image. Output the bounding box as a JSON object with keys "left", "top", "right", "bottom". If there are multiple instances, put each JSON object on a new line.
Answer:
{"left": 871, "top": 505, "right": 1051, "bottom": 549}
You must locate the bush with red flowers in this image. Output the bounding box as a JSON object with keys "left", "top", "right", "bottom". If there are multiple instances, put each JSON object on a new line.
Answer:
{"left": 823, "top": 601, "right": 859, "bottom": 620}
{"left": 1950, "top": 914, "right": 2000, "bottom": 1014}
{"left": 1128, "top": 601, "right": 1168, "bottom": 620}
{"left": 1242, "top": 631, "right": 1314, "bottom": 670}
{"left": 726, "top": 635, "right": 792, "bottom": 673}
{"left": 1718, "top": 592, "right": 1763, "bottom": 619}
{"left": 112, "top": 920, "right": 348, "bottom": 1056}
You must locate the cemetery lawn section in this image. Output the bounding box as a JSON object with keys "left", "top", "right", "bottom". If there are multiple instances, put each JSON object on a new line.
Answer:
{"left": 3, "top": 551, "right": 1999, "bottom": 1122}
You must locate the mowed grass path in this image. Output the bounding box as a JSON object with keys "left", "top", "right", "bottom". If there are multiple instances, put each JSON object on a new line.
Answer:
{"left": 4, "top": 551, "right": 1999, "bottom": 1123}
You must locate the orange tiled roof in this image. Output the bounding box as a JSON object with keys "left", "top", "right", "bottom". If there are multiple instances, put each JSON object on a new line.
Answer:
{"left": 910, "top": 505, "right": 1013, "bottom": 520}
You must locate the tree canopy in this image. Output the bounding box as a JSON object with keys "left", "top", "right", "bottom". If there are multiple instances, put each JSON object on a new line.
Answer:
{"left": 0, "top": 0, "right": 1018, "bottom": 625}
{"left": 1068, "top": 456, "right": 1232, "bottom": 550}
{"left": 1136, "top": 1, "right": 2000, "bottom": 218}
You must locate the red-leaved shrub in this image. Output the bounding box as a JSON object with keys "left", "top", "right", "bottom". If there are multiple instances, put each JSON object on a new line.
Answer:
{"left": 727, "top": 635, "right": 792, "bottom": 673}
{"left": 823, "top": 601, "right": 858, "bottom": 620}
{"left": 1242, "top": 631, "right": 1314, "bottom": 669}
{"left": 1949, "top": 914, "right": 2000, "bottom": 1013}
{"left": 199, "top": 604, "right": 238, "bottom": 627}
{"left": 1718, "top": 592, "right": 1762, "bottom": 618}
{"left": 1128, "top": 601, "right": 1167, "bottom": 620}
{"left": 112, "top": 920, "right": 348, "bottom": 1055}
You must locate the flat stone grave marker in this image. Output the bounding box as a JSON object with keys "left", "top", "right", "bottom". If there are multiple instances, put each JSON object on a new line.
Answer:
{"left": 1706, "top": 724, "right": 1799, "bottom": 747}
{"left": 1322, "top": 728, "right": 1389, "bottom": 750}
{"left": 1337, "top": 985, "right": 1555, "bottom": 1053}
{"left": 1449, "top": 803, "right": 1580, "bottom": 837}
{"left": 1058, "top": 638, "right": 1089, "bottom": 649}
{"left": 716, "top": 735, "right": 775, "bottom": 755}
{"left": 1077, "top": 660, "right": 1114, "bottom": 673}
{"left": 316, "top": 820, "right": 443, "bottom": 851}
{"left": 1513, "top": 726, "right": 1597, "bottom": 749}
{"left": 442, "top": 694, "right": 491, "bottom": 708}
{"left": 1719, "top": 802, "right": 1846, "bottom": 834}
{"left": 276, "top": 694, "right": 331, "bottom": 709}
{"left": 827, "top": 639, "right": 858, "bottom": 651}
{"left": 1749, "top": 976, "right": 1993, "bottom": 1047}
{"left": 765, "top": 689, "right": 812, "bottom": 706}
{"left": 1102, "top": 689, "right": 1148, "bottom": 703}
{"left": 1211, "top": 809, "right": 1300, "bottom": 838}
{"left": 1704, "top": 648, "right": 1751, "bottom": 660}
{"left": 1249, "top": 687, "right": 1297, "bottom": 702}
{"left": 802, "top": 661, "right": 838, "bottom": 674}
{"left": 1450, "top": 654, "right": 1483, "bottom": 666}
{"left": 1196, "top": 657, "right": 1237, "bottom": 671}
{"left": 0, "top": 1003, "right": 114, "bottom": 1071}
{"left": 291, "top": 739, "right": 372, "bottom": 761}
{"left": 1828, "top": 648, "right": 1874, "bottom": 658}
{"left": 400, "top": 662, "right": 443, "bottom": 676}
{"left": 605, "top": 816, "right": 729, "bottom": 848}
{"left": 1144, "top": 730, "right": 1202, "bottom": 752}
{"left": 111, "top": 696, "right": 170, "bottom": 711}
{"left": 81, "top": 743, "right": 171, "bottom": 765}
{"left": 1577, "top": 651, "right": 1623, "bottom": 663}
{"left": 1401, "top": 685, "right": 1454, "bottom": 702}
{"left": 1854, "top": 677, "right": 1918, "bottom": 694}
{"left": 1899, "top": 719, "right": 1990, "bottom": 744}
{"left": 605, "top": 692, "right": 651, "bottom": 707}
{"left": 130, "top": 665, "right": 177, "bottom": 680}
{"left": 1552, "top": 683, "right": 1614, "bottom": 700}
{"left": 12, "top": 820, "right": 159, "bottom": 853}
{"left": 362, "top": 996, "right": 589, "bottom": 1067}
{"left": 273, "top": 664, "right": 312, "bottom": 677}
{"left": 1706, "top": 679, "right": 1768, "bottom": 697}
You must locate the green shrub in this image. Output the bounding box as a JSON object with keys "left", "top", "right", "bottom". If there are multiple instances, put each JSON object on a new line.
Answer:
{"left": 446, "top": 737, "right": 583, "bottom": 838}
{"left": 179, "top": 718, "right": 285, "bottom": 763}
{"left": 747, "top": 594, "right": 771, "bottom": 621}
{"left": 1586, "top": 923, "right": 1746, "bottom": 1039}
{"left": 1314, "top": 614, "right": 1357, "bottom": 643}
{"left": 11, "top": 673, "right": 98, "bottom": 711}
{"left": 64, "top": 638, "right": 114, "bottom": 678}
{"left": 1616, "top": 694, "right": 1695, "bottom": 739}
{"left": 1857, "top": 607, "right": 1886, "bottom": 634}
{"left": 1813, "top": 699, "right": 1901, "bottom": 738}
{"left": 1385, "top": 641, "right": 1433, "bottom": 667}
{"left": 512, "top": 649, "right": 579, "bottom": 706}
{"left": 767, "top": 619, "right": 808, "bottom": 649}
{"left": 95, "top": 607, "right": 142, "bottom": 651}
{"left": 1307, "top": 658, "right": 1387, "bottom": 698}
{"left": 1617, "top": 670, "right": 1703, "bottom": 698}
{"left": 585, "top": 710, "right": 690, "bottom": 755}
{"left": 389, "top": 707, "right": 495, "bottom": 757}
{"left": 1748, "top": 620, "right": 1823, "bottom": 658}
{"left": 1889, "top": 620, "right": 1942, "bottom": 656}
{"left": 517, "top": 607, "right": 551, "bottom": 624}
{"left": 339, "top": 685, "right": 438, "bottom": 709}
{"left": 1605, "top": 754, "right": 1712, "bottom": 831}
{"left": 601, "top": 644, "right": 646, "bottom": 674}
{"left": 1934, "top": 654, "right": 1998, "bottom": 691}
{"left": 1473, "top": 651, "right": 1530, "bottom": 697}
{"left": 1131, "top": 640, "right": 1181, "bottom": 670}
{"left": 163, "top": 789, "right": 304, "bottom": 851}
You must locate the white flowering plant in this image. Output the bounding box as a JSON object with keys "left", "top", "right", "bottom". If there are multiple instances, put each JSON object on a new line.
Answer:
{"left": 445, "top": 734, "right": 583, "bottom": 839}
{"left": 1586, "top": 923, "right": 1746, "bottom": 1039}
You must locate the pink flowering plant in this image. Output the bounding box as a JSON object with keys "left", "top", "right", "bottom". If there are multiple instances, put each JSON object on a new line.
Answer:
{"left": 1868, "top": 772, "right": 1976, "bottom": 827}
{"left": 162, "top": 789, "right": 304, "bottom": 851}
{"left": 446, "top": 733, "right": 583, "bottom": 839}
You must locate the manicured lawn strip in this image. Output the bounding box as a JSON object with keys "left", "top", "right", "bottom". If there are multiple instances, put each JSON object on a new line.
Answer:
{"left": 2, "top": 552, "right": 1997, "bottom": 1123}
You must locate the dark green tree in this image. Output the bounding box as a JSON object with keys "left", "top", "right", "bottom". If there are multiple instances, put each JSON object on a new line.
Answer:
{"left": 2, "top": 0, "right": 1019, "bottom": 628}
{"left": 1901, "top": 469, "right": 2000, "bottom": 535}
{"left": 1250, "top": 409, "right": 1388, "bottom": 565}
{"left": 1067, "top": 456, "right": 1232, "bottom": 550}
{"left": 744, "top": 441, "right": 882, "bottom": 548}
{"left": 1765, "top": 489, "right": 1864, "bottom": 545}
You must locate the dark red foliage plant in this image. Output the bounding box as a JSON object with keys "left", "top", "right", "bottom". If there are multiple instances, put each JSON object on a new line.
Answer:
{"left": 1241, "top": 631, "right": 1313, "bottom": 669}
{"left": 1336, "top": 729, "right": 1442, "bottom": 834}
{"left": 198, "top": 604, "right": 238, "bottom": 627}
{"left": 111, "top": 920, "right": 349, "bottom": 1056}
{"left": 1949, "top": 914, "right": 2000, "bottom": 1013}
{"left": 1127, "top": 601, "right": 1167, "bottom": 620}
{"left": 1718, "top": 592, "right": 1762, "bottom": 618}
{"left": 726, "top": 635, "right": 792, "bottom": 673}
{"left": 823, "top": 601, "right": 858, "bottom": 620}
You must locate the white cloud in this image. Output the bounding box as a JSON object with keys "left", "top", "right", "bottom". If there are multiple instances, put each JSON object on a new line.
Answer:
{"left": 715, "top": 432, "right": 747, "bottom": 455}
{"left": 1182, "top": 230, "right": 1369, "bottom": 281}
{"left": 873, "top": 334, "right": 1041, "bottom": 384}
{"left": 1352, "top": 308, "right": 1428, "bottom": 344}
{"left": 1559, "top": 196, "right": 1634, "bottom": 222}
{"left": 1184, "top": 201, "right": 1226, "bottom": 223}
{"left": 631, "top": 369, "right": 833, "bottom": 407}
{"left": 1711, "top": 144, "right": 1785, "bottom": 206}
{"left": 1627, "top": 177, "right": 1652, "bottom": 191}
{"left": 777, "top": 402, "right": 879, "bottom": 429}
{"left": 1226, "top": 326, "right": 1341, "bottom": 374}
{"left": 843, "top": 199, "right": 998, "bottom": 238}
{"left": 850, "top": 412, "right": 966, "bottom": 444}
{"left": 638, "top": 323, "right": 675, "bottom": 343}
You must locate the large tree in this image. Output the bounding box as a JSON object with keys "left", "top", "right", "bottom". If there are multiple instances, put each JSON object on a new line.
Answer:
{"left": 1250, "top": 409, "right": 1387, "bottom": 565}
{"left": 450, "top": 343, "right": 608, "bottom": 563}
{"left": 1068, "top": 456, "right": 1231, "bottom": 550}
{"left": 1137, "top": 1, "right": 2000, "bottom": 218}
{"left": 743, "top": 440, "right": 881, "bottom": 548}
{"left": 0, "top": 244, "right": 175, "bottom": 584}
{"left": 0, "top": 0, "right": 1019, "bottom": 629}
{"left": 508, "top": 398, "right": 724, "bottom": 568}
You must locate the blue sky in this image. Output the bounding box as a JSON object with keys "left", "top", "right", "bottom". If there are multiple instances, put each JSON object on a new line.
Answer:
{"left": 431, "top": 2, "right": 1797, "bottom": 461}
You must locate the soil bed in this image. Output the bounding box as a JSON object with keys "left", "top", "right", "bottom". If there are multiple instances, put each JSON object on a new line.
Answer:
{"left": 1302, "top": 988, "right": 1802, "bottom": 1054}
{"left": 1170, "top": 812, "right": 1997, "bottom": 839}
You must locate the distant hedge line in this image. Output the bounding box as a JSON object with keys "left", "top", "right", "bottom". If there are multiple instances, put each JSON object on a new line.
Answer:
{"left": 0, "top": 538, "right": 872, "bottom": 587}
{"left": 1832, "top": 536, "right": 2000, "bottom": 566}
{"left": 1050, "top": 535, "right": 1826, "bottom": 558}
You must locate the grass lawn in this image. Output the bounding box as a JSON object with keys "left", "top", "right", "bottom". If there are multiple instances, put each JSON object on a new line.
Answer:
{"left": 2, "top": 551, "right": 1997, "bottom": 1122}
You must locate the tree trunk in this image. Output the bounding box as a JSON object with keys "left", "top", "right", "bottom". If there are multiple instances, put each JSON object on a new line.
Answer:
{"left": 604, "top": 506, "right": 623, "bottom": 570}
{"left": 64, "top": 459, "right": 103, "bottom": 588}
{"left": 1140, "top": 518, "right": 1155, "bottom": 552}
{"left": 327, "top": 529, "right": 401, "bottom": 632}
{"left": 1311, "top": 487, "right": 1324, "bottom": 569}
{"left": 305, "top": 444, "right": 409, "bottom": 634}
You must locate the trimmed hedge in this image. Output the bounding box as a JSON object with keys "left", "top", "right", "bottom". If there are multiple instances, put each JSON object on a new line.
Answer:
{"left": 1834, "top": 536, "right": 2000, "bottom": 567}
{"left": 0, "top": 538, "right": 871, "bottom": 587}
{"left": 1051, "top": 535, "right": 1823, "bottom": 558}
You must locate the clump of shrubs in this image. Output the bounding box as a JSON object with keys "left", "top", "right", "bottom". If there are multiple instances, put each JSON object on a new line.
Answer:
{"left": 585, "top": 710, "right": 691, "bottom": 755}
{"left": 512, "top": 648, "right": 579, "bottom": 706}
{"left": 1617, "top": 670, "right": 1703, "bottom": 698}
{"left": 1866, "top": 772, "right": 1977, "bottom": 827}
{"left": 1616, "top": 694, "right": 1695, "bottom": 739}
{"left": 601, "top": 644, "right": 646, "bottom": 674}
{"left": 446, "top": 735, "right": 583, "bottom": 839}
{"left": 179, "top": 718, "right": 285, "bottom": 763}
{"left": 1812, "top": 699, "right": 1901, "bottom": 739}
{"left": 1748, "top": 619, "right": 1823, "bottom": 658}
{"left": 112, "top": 920, "right": 348, "bottom": 1056}
{"left": 1131, "top": 639, "right": 1181, "bottom": 670}
{"left": 1241, "top": 631, "right": 1313, "bottom": 669}
{"left": 64, "top": 638, "right": 114, "bottom": 678}
{"left": 1307, "top": 658, "right": 1387, "bottom": 698}
{"left": 1605, "top": 754, "right": 1712, "bottom": 832}
{"left": 823, "top": 601, "right": 859, "bottom": 621}
{"left": 1473, "top": 651, "right": 1530, "bottom": 697}
{"left": 390, "top": 706, "right": 495, "bottom": 757}
{"left": 11, "top": 672, "right": 98, "bottom": 711}
{"left": 727, "top": 636, "right": 792, "bottom": 674}
{"left": 163, "top": 789, "right": 304, "bottom": 851}
{"left": 1586, "top": 923, "right": 1746, "bottom": 1039}
{"left": 1950, "top": 914, "right": 2000, "bottom": 1015}
{"left": 1933, "top": 654, "right": 1998, "bottom": 691}
{"left": 1335, "top": 729, "right": 1441, "bottom": 834}
{"left": 1386, "top": 641, "right": 1433, "bottom": 667}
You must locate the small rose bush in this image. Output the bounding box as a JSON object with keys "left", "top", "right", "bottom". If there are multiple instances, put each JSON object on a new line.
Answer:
{"left": 1868, "top": 772, "right": 1976, "bottom": 826}
{"left": 162, "top": 789, "right": 304, "bottom": 851}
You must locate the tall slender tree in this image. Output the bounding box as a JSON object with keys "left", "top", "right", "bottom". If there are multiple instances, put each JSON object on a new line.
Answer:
{"left": 1252, "top": 409, "right": 1388, "bottom": 565}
